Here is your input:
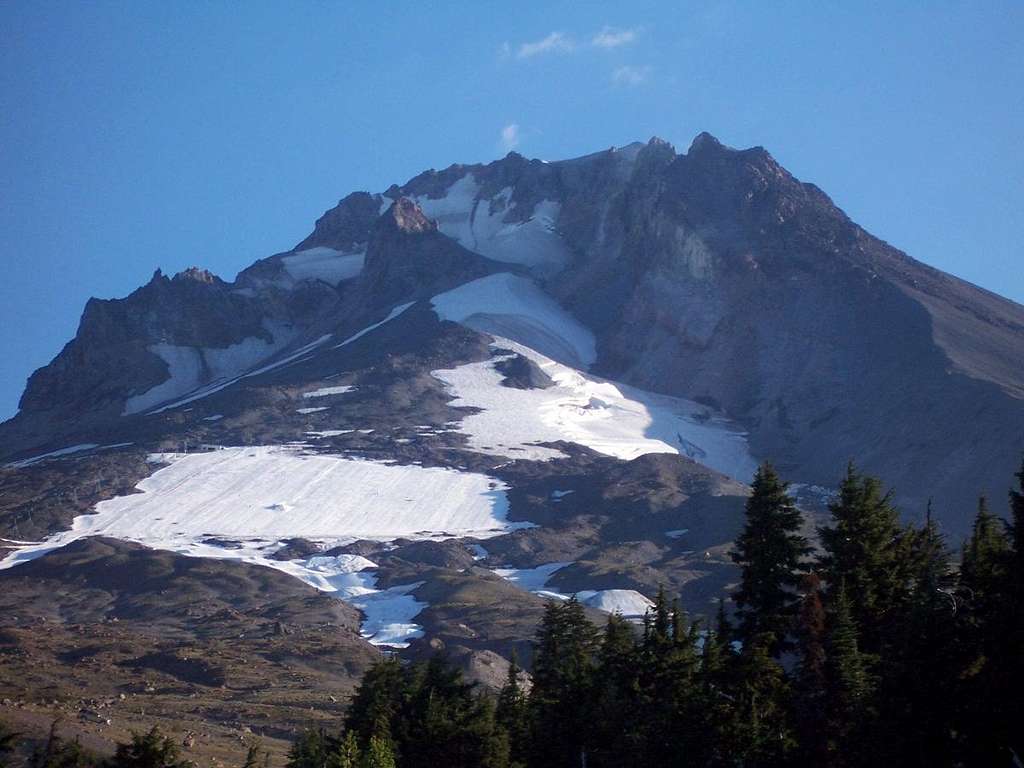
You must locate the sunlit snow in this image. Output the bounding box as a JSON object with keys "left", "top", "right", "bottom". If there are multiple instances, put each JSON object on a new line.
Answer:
{"left": 433, "top": 339, "right": 757, "bottom": 481}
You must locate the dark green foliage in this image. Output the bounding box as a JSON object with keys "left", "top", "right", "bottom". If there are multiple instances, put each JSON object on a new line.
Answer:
{"left": 343, "top": 654, "right": 508, "bottom": 768}
{"left": 731, "top": 462, "right": 810, "bottom": 654}
{"left": 109, "top": 728, "right": 190, "bottom": 768}
{"left": 817, "top": 463, "right": 904, "bottom": 652}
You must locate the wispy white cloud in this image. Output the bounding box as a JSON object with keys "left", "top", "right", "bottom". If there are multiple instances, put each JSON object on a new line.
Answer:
{"left": 499, "top": 123, "right": 521, "bottom": 152}
{"left": 517, "top": 32, "right": 575, "bottom": 59}
{"left": 611, "top": 65, "right": 651, "bottom": 87}
{"left": 592, "top": 26, "right": 639, "bottom": 49}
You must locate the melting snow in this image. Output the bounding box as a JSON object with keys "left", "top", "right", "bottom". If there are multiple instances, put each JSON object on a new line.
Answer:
{"left": 296, "top": 407, "right": 328, "bottom": 414}
{"left": 413, "top": 175, "right": 569, "bottom": 273}
{"left": 303, "top": 386, "right": 355, "bottom": 398}
{"left": 433, "top": 339, "right": 757, "bottom": 482}
{"left": 432, "top": 273, "right": 596, "bottom": 369}
{"left": 0, "top": 447, "right": 523, "bottom": 561}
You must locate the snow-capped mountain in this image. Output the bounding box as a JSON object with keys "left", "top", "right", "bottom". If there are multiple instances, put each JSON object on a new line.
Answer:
{"left": 2, "top": 133, "right": 1023, "bottom": 686}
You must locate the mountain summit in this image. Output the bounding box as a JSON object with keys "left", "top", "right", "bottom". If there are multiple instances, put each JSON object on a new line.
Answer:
{"left": 4, "top": 133, "right": 1021, "bottom": 538}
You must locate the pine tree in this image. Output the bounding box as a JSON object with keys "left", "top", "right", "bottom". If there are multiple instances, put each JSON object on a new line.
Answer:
{"left": 824, "top": 585, "right": 873, "bottom": 766}
{"left": 528, "top": 598, "right": 599, "bottom": 768}
{"left": 1002, "top": 459, "right": 1024, "bottom": 762}
{"left": 731, "top": 462, "right": 809, "bottom": 654}
{"left": 730, "top": 633, "right": 794, "bottom": 766}
{"left": 792, "top": 573, "right": 828, "bottom": 768}
{"left": 329, "top": 733, "right": 360, "bottom": 768}
{"left": 360, "top": 736, "right": 394, "bottom": 768}
{"left": 109, "top": 728, "right": 190, "bottom": 768}
{"left": 287, "top": 730, "right": 329, "bottom": 768}
{"left": 882, "top": 507, "right": 958, "bottom": 766}
{"left": 495, "top": 651, "right": 529, "bottom": 768}
{"left": 818, "top": 463, "right": 902, "bottom": 652}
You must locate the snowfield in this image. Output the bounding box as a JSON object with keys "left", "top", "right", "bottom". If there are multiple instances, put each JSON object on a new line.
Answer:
{"left": 432, "top": 339, "right": 757, "bottom": 481}
{"left": 0, "top": 446, "right": 532, "bottom": 647}
{"left": 432, "top": 273, "right": 596, "bottom": 369}
{"left": 411, "top": 174, "right": 569, "bottom": 273}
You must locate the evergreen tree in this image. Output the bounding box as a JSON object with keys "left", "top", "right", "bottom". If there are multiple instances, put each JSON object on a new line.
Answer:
{"left": 824, "top": 585, "right": 873, "bottom": 767}
{"left": 1002, "top": 459, "right": 1024, "bottom": 762}
{"left": 360, "top": 736, "right": 395, "bottom": 768}
{"left": 528, "top": 598, "right": 599, "bottom": 768}
{"left": 109, "top": 728, "right": 190, "bottom": 768}
{"left": 287, "top": 730, "right": 330, "bottom": 768}
{"left": 730, "top": 633, "right": 794, "bottom": 766}
{"left": 329, "top": 733, "right": 360, "bottom": 768}
{"left": 818, "top": 463, "right": 903, "bottom": 652}
{"left": 495, "top": 651, "right": 529, "bottom": 768}
{"left": 731, "top": 462, "right": 809, "bottom": 654}
{"left": 792, "top": 573, "right": 828, "bottom": 768}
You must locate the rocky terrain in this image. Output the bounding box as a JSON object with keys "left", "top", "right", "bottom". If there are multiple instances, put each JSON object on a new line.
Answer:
{"left": 1, "top": 132, "right": 1021, "bottom": 763}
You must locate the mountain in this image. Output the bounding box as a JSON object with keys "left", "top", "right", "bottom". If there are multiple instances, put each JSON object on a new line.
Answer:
{"left": 1, "top": 132, "right": 1023, "bottom": 756}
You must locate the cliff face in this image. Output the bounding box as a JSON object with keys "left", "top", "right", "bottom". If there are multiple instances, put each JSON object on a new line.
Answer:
{"left": 5, "top": 133, "right": 1023, "bottom": 534}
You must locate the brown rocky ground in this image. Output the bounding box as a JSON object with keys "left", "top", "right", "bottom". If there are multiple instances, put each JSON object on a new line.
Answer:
{"left": 0, "top": 538, "right": 381, "bottom": 767}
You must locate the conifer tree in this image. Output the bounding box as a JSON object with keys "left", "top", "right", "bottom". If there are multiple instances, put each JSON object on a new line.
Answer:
{"left": 496, "top": 651, "right": 529, "bottom": 768}
{"left": 360, "top": 736, "right": 395, "bottom": 768}
{"left": 731, "top": 462, "right": 809, "bottom": 654}
{"left": 824, "top": 585, "right": 873, "bottom": 766}
{"left": 330, "top": 733, "right": 360, "bottom": 768}
{"left": 529, "top": 599, "right": 598, "bottom": 768}
{"left": 792, "top": 573, "right": 828, "bottom": 768}
{"left": 818, "top": 463, "right": 902, "bottom": 652}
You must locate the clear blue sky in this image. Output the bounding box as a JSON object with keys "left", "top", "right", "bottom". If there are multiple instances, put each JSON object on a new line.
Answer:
{"left": 2, "top": 2, "right": 1021, "bottom": 420}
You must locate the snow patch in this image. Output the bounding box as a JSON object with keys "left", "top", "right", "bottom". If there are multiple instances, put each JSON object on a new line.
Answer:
{"left": 296, "top": 407, "right": 328, "bottom": 414}
{"left": 303, "top": 386, "right": 355, "bottom": 398}
{"left": 432, "top": 339, "right": 757, "bottom": 481}
{"left": 413, "top": 175, "right": 569, "bottom": 273}
{"left": 432, "top": 273, "right": 596, "bottom": 369}
{"left": 281, "top": 247, "right": 365, "bottom": 286}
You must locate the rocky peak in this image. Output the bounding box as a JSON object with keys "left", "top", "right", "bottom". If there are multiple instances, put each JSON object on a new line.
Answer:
{"left": 294, "top": 191, "right": 383, "bottom": 252}
{"left": 173, "top": 266, "right": 219, "bottom": 284}
{"left": 381, "top": 197, "right": 437, "bottom": 235}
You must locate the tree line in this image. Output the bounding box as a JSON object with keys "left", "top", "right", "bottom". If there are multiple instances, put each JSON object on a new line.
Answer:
{"left": 288, "top": 460, "right": 1024, "bottom": 767}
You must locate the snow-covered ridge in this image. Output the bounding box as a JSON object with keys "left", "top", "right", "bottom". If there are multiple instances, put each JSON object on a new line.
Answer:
{"left": 432, "top": 338, "right": 757, "bottom": 481}
{"left": 411, "top": 174, "right": 569, "bottom": 274}
{"left": 432, "top": 273, "right": 596, "bottom": 369}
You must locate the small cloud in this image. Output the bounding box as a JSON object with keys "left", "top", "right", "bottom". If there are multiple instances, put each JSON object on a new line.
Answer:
{"left": 517, "top": 32, "right": 574, "bottom": 59}
{"left": 592, "top": 26, "right": 639, "bottom": 49}
{"left": 611, "top": 65, "right": 651, "bottom": 87}
{"left": 498, "top": 41, "right": 512, "bottom": 60}
{"left": 500, "top": 123, "right": 521, "bottom": 152}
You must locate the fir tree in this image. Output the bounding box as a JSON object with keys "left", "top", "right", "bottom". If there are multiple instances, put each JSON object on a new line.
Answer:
{"left": 818, "top": 463, "right": 902, "bottom": 652}
{"left": 528, "top": 598, "right": 599, "bottom": 768}
{"left": 360, "top": 736, "right": 395, "bottom": 768}
{"left": 287, "top": 730, "right": 329, "bottom": 768}
{"left": 495, "top": 650, "right": 529, "bottom": 768}
{"left": 329, "top": 733, "right": 361, "bottom": 768}
{"left": 824, "top": 585, "right": 873, "bottom": 766}
{"left": 731, "top": 462, "right": 809, "bottom": 654}
{"left": 109, "top": 728, "right": 190, "bottom": 768}
{"left": 792, "top": 573, "right": 828, "bottom": 768}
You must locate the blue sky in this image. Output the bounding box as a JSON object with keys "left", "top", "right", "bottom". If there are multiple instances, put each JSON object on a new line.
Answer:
{"left": 1, "top": 2, "right": 1021, "bottom": 420}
